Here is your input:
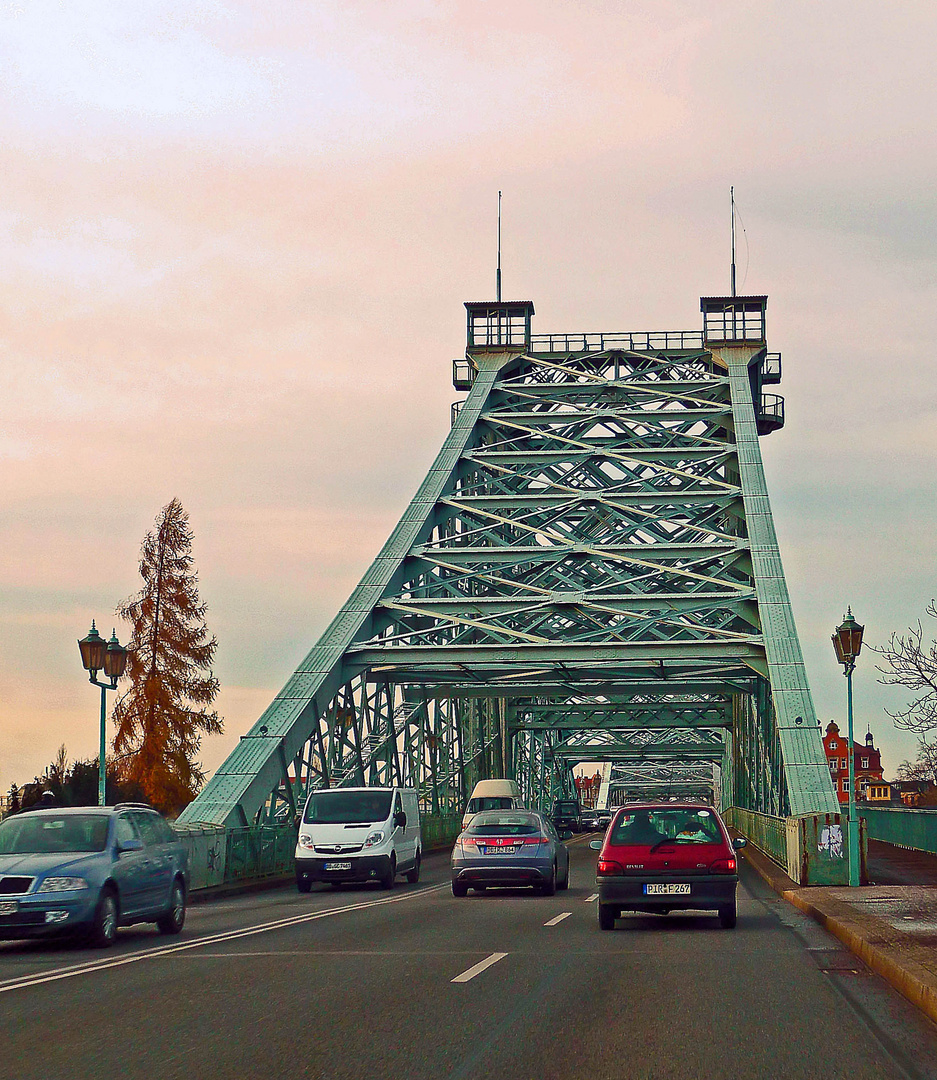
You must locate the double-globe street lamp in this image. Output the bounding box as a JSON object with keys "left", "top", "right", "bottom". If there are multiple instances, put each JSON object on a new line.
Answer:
{"left": 831, "top": 608, "right": 864, "bottom": 887}
{"left": 77, "top": 622, "right": 129, "bottom": 807}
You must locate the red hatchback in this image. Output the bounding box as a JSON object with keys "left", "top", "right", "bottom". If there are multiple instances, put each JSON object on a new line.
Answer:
{"left": 592, "top": 803, "right": 745, "bottom": 931}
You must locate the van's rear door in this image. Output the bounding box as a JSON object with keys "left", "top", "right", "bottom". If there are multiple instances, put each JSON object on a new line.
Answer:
{"left": 405, "top": 791, "right": 421, "bottom": 858}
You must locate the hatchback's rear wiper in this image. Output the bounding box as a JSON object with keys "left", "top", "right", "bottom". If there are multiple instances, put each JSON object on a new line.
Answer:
{"left": 649, "top": 836, "right": 681, "bottom": 853}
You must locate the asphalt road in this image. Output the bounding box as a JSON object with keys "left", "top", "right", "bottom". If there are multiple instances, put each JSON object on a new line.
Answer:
{"left": 868, "top": 839, "right": 937, "bottom": 886}
{"left": 2, "top": 838, "right": 937, "bottom": 1080}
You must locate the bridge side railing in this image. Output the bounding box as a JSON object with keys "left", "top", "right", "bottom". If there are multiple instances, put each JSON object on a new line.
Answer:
{"left": 174, "top": 813, "right": 462, "bottom": 893}
{"left": 722, "top": 807, "right": 787, "bottom": 868}
{"left": 861, "top": 807, "right": 937, "bottom": 855}
{"left": 723, "top": 806, "right": 867, "bottom": 886}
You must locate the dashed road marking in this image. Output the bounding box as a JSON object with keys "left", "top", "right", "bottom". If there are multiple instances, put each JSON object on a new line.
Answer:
{"left": 451, "top": 952, "right": 508, "bottom": 983}
{"left": 585, "top": 893, "right": 598, "bottom": 902}
{"left": 544, "top": 912, "right": 572, "bottom": 926}
{"left": 0, "top": 883, "right": 448, "bottom": 997}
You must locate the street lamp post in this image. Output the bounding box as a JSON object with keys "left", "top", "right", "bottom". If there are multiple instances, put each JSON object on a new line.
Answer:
{"left": 831, "top": 608, "right": 864, "bottom": 887}
{"left": 78, "top": 622, "right": 129, "bottom": 807}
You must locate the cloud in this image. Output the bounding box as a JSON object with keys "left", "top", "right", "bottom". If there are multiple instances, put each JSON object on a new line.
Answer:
{"left": 0, "top": 0, "right": 277, "bottom": 125}
{"left": 2, "top": 1, "right": 937, "bottom": 788}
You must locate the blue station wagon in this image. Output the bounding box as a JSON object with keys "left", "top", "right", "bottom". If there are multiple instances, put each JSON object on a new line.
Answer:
{"left": 0, "top": 805, "right": 189, "bottom": 947}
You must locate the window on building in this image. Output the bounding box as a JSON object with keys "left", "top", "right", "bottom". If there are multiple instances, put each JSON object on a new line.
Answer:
{"left": 830, "top": 741, "right": 838, "bottom": 749}
{"left": 861, "top": 757, "right": 869, "bottom": 769}
{"left": 842, "top": 778, "right": 850, "bottom": 792}
{"left": 829, "top": 761, "right": 837, "bottom": 772}
{"left": 841, "top": 759, "right": 848, "bottom": 770}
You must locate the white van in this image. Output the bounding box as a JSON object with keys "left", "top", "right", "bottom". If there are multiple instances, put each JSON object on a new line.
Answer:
{"left": 461, "top": 779, "right": 525, "bottom": 831}
{"left": 295, "top": 786, "right": 421, "bottom": 892}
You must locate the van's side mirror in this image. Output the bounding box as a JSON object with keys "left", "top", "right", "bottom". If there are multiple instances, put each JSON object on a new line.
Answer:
{"left": 560, "top": 830, "right": 573, "bottom": 841}
{"left": 394, "top": 811, "right": 407, "bottom": 829}
{"left": 118, "top": 838, "right": 143, "bottom": 854}
{"left": 589, "top": 840, "right": 602, "bottom": 850}
{"left": 732, "top": 837, "right": 747, "bottom": 850}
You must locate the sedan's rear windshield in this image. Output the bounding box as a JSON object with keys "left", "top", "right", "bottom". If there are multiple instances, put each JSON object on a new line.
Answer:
{"left": 0, "top": 814, "right": 109, "bottom": 854}
{"left": 468, "top": 815, "right": 539, "bottom": 836}
{"left": 554, "top": 802, "right": 579, "bottom": 814}
{"left": 303, "top": 791, "right": 393, "bottom": 825}
{"left": 610, "top": 808, "right": 723, "bottom": 846}
{"left": 467, "top": 796, "right": 514, "bottom": 814}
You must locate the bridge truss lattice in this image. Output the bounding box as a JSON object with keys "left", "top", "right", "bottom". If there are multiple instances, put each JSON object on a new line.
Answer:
{"left": 180, "top": 295, "right": 838, "bottom": 829}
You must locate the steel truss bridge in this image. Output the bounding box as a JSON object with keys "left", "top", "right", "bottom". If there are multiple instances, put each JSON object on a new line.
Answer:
{"left": 179, "top": 293, "right": 838, "bottom": 829}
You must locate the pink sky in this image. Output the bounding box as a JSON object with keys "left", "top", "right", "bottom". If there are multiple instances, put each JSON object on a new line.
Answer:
{"left": 3, "top": 1, "right": 937, "bottom": 789}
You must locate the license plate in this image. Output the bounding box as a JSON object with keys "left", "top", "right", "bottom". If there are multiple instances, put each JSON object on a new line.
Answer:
{"left": 644, "top": 883, "right": 691, "bottom": 895}
{"left": 323, "top": 861, "right": 352, "bottom": 871}
{"left": 0, "top": 901, "right": 18, "bottom": 915}
{"left": 479, "top": 846, "right": 516, "bottom": 856}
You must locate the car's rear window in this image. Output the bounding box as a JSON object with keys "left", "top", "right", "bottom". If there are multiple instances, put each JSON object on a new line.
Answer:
{"left": 467, "top": 797, "right": 514, "bottom": 814}
{"left": 554, "top": 802, "right": 579, "bottom": 814}
{"left": 609, "top": 808, "right": 723, "bottom": 846}
{"left": 0, "top": 814, "right": 109, "bottom": 854}
{"left": 468, "top": 814, "right": 539, "bottom": 836}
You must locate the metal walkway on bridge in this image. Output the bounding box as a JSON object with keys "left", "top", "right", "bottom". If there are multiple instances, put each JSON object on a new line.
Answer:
{"left": 179, "top": 292, "right": 838, "bottom": 829}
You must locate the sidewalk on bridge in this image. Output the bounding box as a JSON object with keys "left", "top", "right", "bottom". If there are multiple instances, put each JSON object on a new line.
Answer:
{"left": 740, "top": 840, "right": 937, "bottom": 1027}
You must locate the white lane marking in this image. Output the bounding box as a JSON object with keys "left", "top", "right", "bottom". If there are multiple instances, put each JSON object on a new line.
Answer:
{"left": 170, "top": 949, "right": 485, "bottom": 958}
{"left": 584, "top": 893, "right": 598, "bottom": 903}
{"left": 0, "top": 883, "right": 448, "bottom": 997}
{"left": 543, "top": 912, "right": 572, "bottom": 927}
{"left": 451, "top": 951, "right": 508, "bottom": 983}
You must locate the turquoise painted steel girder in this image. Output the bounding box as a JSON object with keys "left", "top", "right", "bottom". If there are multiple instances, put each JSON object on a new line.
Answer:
{"left": 179, "top": 294, "right": 836, "bottom": 828}
{"left": 600, "top": 759, "right": 719, "bottom": 807}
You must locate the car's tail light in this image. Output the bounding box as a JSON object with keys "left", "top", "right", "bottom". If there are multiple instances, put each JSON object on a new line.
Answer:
{"left": 597, "top": 859, "right": 623, "bottom": 875}
{"left": 709, "top": 858, "right": 737, "bottom": 874}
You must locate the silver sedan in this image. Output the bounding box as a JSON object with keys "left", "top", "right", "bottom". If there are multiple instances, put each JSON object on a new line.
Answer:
{"left": 451, "top": 810, "right": 570, "bottom": 896}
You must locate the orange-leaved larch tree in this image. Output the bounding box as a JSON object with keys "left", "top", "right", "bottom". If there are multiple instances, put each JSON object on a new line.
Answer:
{"left": 112, "top": 498, "right": 222, "bottom": 815}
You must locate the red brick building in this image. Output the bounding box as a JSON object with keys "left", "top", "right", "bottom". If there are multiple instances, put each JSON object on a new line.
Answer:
{"left": 822, "top": 721, "right": 884, "bottom": 804}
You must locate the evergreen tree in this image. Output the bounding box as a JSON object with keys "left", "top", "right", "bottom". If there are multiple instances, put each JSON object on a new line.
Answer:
{"left": 112, "top": 498, "right": 222, "bottom": 814}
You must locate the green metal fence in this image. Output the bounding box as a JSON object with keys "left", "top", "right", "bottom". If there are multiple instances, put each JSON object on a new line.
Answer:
{"left": 224, "top": 825, "right": 296, "bottom": 882}
{"left": 861, "top": 807, "right": 937, "bottom": 856}
{"left": 723, "top": 806, "right": 787, "bottom": 868}
{"left": 421, "top": 814, "right": 461, "bottom": 851}
{"left": 176, "top": 813, "right": 462, "bottom": 892}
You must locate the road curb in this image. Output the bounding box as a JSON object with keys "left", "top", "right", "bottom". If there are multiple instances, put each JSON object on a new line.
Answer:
{"left": 739, "top": 842, "right": 937, "bottom": 1027}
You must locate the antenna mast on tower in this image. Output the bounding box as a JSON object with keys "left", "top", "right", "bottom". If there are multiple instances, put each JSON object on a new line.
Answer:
{"left": 730, "top": 186, "right": 737, "bottom": 297}
{"left": 496, "top": 190, "right": 502, "bottom": 302}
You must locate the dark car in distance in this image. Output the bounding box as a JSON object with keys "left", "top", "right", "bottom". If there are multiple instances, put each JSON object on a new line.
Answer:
{"left": 551, "top": 799, "right": 582, "bottom": 834}
{"left": 0, "top": 805, "right": 189, "bottom": 947}
{"left": 592, "top": 803, "right": 745, "bottom": 931}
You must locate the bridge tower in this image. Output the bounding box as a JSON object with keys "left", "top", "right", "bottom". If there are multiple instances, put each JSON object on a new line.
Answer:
{"left": 180, "top": 292, "right": 837, "bottom": 828}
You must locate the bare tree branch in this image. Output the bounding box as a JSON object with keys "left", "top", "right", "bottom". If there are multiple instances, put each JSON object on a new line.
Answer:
{"left": 895, "top": 739, "right": 937, "bottom": 785}
{"left": 871, "top": 600, "right": 937, "bottom": 733}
